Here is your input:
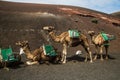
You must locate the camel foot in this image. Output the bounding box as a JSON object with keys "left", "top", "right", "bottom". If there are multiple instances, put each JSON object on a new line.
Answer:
{"left": 84, "top": 59, "right": 87, "bottom": 62}
{"left": 93, "top": 58, "right": 96, "bottom": 61}
{"left": 101, "top": 58, "right": 104, "bottom": 61}
{"left": 90, "top": 60, "right": 93, "bottom": 63}
{"left": 26, "top": 61, "right": 39, "bottom": 65}
{"left": 62, "top": 61, "right": 66, "bottom": 64}
{"left": 45, "top": 61, "right": 50, "bottom": 65}
{"left": 61, "top": 59, "right": 63, "bottom": 62}
{"left": 93, "top": 56, "right": 97, "bottom": 60}
{"left": 105, "top": 57, "right": 108, "bottom": 60}
{"left": 26, "top": 61, "right": 33, "bottom": 65}
{"left": 4, "top": 67, "right": 9, "bottom": 71}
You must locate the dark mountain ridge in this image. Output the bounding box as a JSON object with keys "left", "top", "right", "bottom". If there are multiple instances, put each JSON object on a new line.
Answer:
{"left": 111, "top": 11, "right": 120, "bottom": 18}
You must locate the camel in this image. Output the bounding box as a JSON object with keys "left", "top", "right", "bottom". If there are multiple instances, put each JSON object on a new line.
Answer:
{"left": 88, "top": 31, "right": 115, "bottom": 61}
{"left": 42, "top": 26, "right": 93, "bottom": 63}
{"left": 0, "top": 55, "right": 2, "bottom": 66}
{"left": 16, "top": 41, "right": 61, "bottom": 65}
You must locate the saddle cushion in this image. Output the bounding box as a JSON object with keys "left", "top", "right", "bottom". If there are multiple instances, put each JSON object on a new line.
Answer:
{"left": 100, "top": 32, "right": 115, "bottom": 41}
{"left": 43, "top": 45, "right": 57, "bottom": 56}
{"left": 0, "top": 47, "right": 18, "bottom": 62}
{"left": 68, "top": 30, "right": 80, "bottom": 38}
{"left": 100, "top": 33, "right": 109, "bottom": 41}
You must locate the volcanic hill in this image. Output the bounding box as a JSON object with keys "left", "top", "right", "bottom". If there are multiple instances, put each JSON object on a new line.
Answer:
{"left": 0, "top": 1, "right": 120, "bottom": 54}
{"left": 111, "top": 12, "right": 120, "bottom": 18}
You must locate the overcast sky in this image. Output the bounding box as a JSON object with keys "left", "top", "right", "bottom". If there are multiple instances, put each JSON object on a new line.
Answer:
{"left": 3, "top": 0, "right": 120, "bottom": 14}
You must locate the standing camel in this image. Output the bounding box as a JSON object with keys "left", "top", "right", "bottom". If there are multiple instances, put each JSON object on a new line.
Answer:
{"left": 43, "top": 26, "right": 93, "bottom": 63}
{"left": 16, "top": 41, "right": 61, "bottom": 65}
{"left": 88, "top": 31, "right": 115, "bottom": 61}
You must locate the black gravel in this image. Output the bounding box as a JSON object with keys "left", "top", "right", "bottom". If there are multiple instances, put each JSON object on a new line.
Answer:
{"left": 0, "top": 53, "right": 120, "bottom": 80}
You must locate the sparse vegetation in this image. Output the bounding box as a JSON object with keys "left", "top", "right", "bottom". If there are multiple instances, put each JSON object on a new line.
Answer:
{"left": 91, "top": 18, "right": 98, "bottom": 24}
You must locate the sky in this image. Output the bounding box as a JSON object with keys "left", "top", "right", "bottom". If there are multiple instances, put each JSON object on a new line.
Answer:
{"left": 3, "top": 0, "right": 120, "bottom": 14}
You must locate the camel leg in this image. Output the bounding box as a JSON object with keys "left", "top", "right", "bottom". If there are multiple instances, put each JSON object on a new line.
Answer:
{"left": 61, "top": 49, "right": 64, "bottom": 62}
{"left": 81, "top": 44, "right": 87, "bottom": 62}
{"left": 61, "top": 44, "right": 67, "bottom": 64}
{"left": 84, "top": 52, "right": 88, "bottom": 62}
{"left": 89, "top": 50, "right": 93, "bottom": 63}
{"left": 26, "top": 61, "right": 39, "bottom": 65}
{"left": 85, "top": 47, "right": 93, "bottom": 63}
{"left": 82, "top": 41, "right": 93, "bottom": 63}
{"left": 94, "top": 45, "right": 99, "bottom": 60}
{"left": 100, "top": 46, "right": 104, "bottom": 61}
{"left": 3, "top": 62, "right": 9, "bottom": 71}
{"left": 105, "top": 45, "right": 109, "bottom": 59}
{"left": 61, "top": 46, "right": 65, "bottom": 62}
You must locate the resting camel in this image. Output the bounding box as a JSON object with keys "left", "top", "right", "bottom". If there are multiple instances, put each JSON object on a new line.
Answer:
{"left": 88, "top": 31, "right": 115, "bottom": 61}
{"left": 0, "top": 55, "right": 2, "bottom": 66}
{"left": 16, "top": 41, "right": 61, "bottom": 65}
{"left": 43, "top": 26, "right": 93, "bottom": 63}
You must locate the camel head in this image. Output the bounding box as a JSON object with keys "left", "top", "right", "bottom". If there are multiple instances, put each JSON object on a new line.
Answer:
{"left": 88, "top": 31, "right": 95, "bottom": 36}
{"left": 16, "top": 41, "right": 29, "bottom": 55}
{"left": 16, "top": 41, "right": 29, "bottom": 48}
{"left": 43, "top": 26, "right": 55, "bottom": 32}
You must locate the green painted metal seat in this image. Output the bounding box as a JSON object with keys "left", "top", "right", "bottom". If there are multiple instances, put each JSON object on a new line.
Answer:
{"left": 68, "top": 30, "right": 80, "bottom": 38}
{"left": 0, "top": 47, "right": 19, "bottom": 62}
{"left": 43, "top": 45, "right": 57, "bottom": 56}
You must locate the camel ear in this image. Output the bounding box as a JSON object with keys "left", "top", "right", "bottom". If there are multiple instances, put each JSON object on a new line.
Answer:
{"left": 88, "top": 31, "right": 91, "bottom": 34}
{"left": 43, "top": 26, "right": 54, "bottom": 30}
{"left": 88, "top": 31, "right": 95, "bottom": 34}
{"left": 15, "top": 42, "right": 18, "bottom": 45}
{"left": 16, "top": 41, "right": 20, "bottom": 45}
{"left": 25, "top": 40, "right": 28, "bottom": 43}
{"left": 23, "top": 40, "right": 28, "bottom": 43}
{"left": 43, "top": 26, "right": 49, "bottom": 30}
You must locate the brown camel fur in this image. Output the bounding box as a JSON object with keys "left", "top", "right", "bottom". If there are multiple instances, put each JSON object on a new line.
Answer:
{"left": 43, "top": 26, "right": 93, "bottom": 63}
{"left": 88, "top": 31, "right": 115, "bottom": 61}
{"left": 16, "top": 41, "right": 61, "bottom": 65}
{"left": 0, "top": 55, "right": 2, "bottom": 66}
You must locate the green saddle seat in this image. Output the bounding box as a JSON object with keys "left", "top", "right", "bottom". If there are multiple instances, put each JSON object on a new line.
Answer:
{"left": 68, "top": 30, "right": 80, "bottom": 38}
{"left": 101, "top": 32, "right": 115, "bottom": 41}
{"left": 101, "top": 32, "right": 109, "bottom": 41}
{"left": 0, "top": 47, "right": 18, "bottom": 62}
{"left": 43, "top": 45, "right": 57, "bottom": 56}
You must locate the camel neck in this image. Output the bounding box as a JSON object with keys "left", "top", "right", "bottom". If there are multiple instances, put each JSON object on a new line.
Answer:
{"left": 23, "top": 47, "right": 34, "bottom": 59}
{"left": 90, "top": 35, "right": 96, "bottom": 43}
{"left": 49, "top": 31, "right": 60, "bottom": 42}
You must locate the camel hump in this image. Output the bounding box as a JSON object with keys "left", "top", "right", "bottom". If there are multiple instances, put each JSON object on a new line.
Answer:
{"left": 68, "top": 30, "right": 80, "bottom": 38}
